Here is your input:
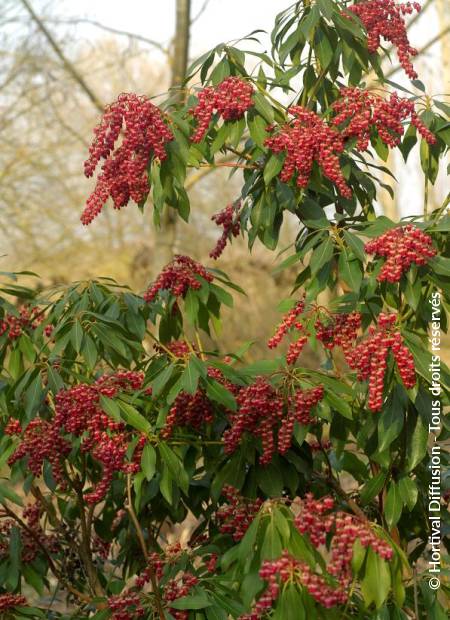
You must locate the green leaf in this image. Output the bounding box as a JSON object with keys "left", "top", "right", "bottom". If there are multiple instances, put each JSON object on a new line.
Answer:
{"left": 159, "top": 443, "right": 189, "bottom": 493}
{"left": 343, "top": 230, "right": 366, "bottom": 261}
{"left": 254, "top": 91, "right": 274, "bottom": 122}
{"left": 206, "top": 379, "right": 236, "bottom": 411}
{"left": 170, "top": 590, "right": 212, "bottom": 610}
{"left": 264, "top": 153, "right": 284, "bottom": 185}
{"left": 70, "top": 320, "right": 84, "bottom": 353}
{"left": 405, "top": 412, "right": 428, "bottom": 472}
{"left": 0, "top": 482, "right": 24, "bottom": 506}
{"left": 256, "top": 463, "right": 284, "bottom": 496}
{"left": 339, "top": 252, "right": 362, "bottom": 291}
{"left": 325, "top": 390, "right": 352, "bottom": 419}
{"left": 141, "top": 444, "right": 156, "bottom": 481}
{"left": 248, "top": 112, "right": 268, "bottom": 147}
{"left": 181, "top": 358, "right": 201, "bottom": 394}
{"left": 82, "top": 334, "right": 98, "bottom": 369}
{"left": 360, "top": 471, "right": 387, "bottom": 505}
{"left": 309, "top": 237, "right": 334, "bottom": 275}
{"left": 151, "top": 363, "right": 175, "bottom": 396}
{"left": 118, "top": 401, "right": 151, "bottom": 434}
{"left": 397, "top": 476, "right": 418, "bottom": 511}
{"left": 261, "top": 519, "right": 283, "bottom": 559}
{"left": 384, "top": 481, "right": 402, "bottom": 529}
{"left": 361, "top": 549, "right": 391, "bottom": 608}
{"left": 377, "top": 398, "right": 404, "bottom": 452}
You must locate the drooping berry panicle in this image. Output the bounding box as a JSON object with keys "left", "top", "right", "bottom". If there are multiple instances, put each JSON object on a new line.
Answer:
{"left": 315, "top": 312, "right": 362, "bottom": 354}
{"left": 294, "top": 494, "right": 393, "bottom": 590}
{"left": 0, "top": 306, "right": 44, "bottom": 341}
{"left": 345, "top": 313, "right": 416, "bottom": 410}
{"left": 364, "top": 224, "right": 436, "bottom": 282}
{"left": 346, "top": 0, "right": 421, "bottom": 79}
{"left": 108, "top": 592, "right": 145, "bottom": 620}
{"left": 190, "top": 77, "right": 254, "bottom": 143}
{"left": 144, "top": 255, "right": 213, "bottom": 303}
{"left": 277, "top": 386, "right": 324, "bottom": 454}
{"left": 82, "top": 93, "right": 173, "bottom": 225}
{"left": 268, "top": 299, "right": 305, "bottom": 349}
{"left": 210, "top": 201, "right": 242, "bottom": 259}
{"left": 161, "top": 389, "right": 214, "bottom": 439}
{"left": 9, "top": 371, "right": 145, "bottom": 503}
{"left": 332, "top": 88, "right": 436, "bottom": 150}
{"left": 0, "top": 594, "right": 27, "bottom": 613}
{"left": 224, "top": 377, "right": 283, "bottom": 464}
{"left": 224, "top": 378, "right": 324, "bottom": 463}
{"left": 216, "top": 485, "right": 263, "bottom": 541}
{"left": 163, "top": 572, "right": 199, "bottom": 620}
{"left": 241, "top": 550, "right": 347, "bottom": 618}
{"left": 265, "top": 106, "right": 352, "bottom": 198}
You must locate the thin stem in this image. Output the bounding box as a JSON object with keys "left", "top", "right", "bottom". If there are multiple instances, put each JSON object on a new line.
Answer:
{"left": 126, "top": 475, "right": 165, "bottom": 620}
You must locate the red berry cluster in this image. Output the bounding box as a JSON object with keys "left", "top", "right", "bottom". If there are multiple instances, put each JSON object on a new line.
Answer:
{"left": 265, "top": 106, "right": 352, "bottom": 198}
{"left": 216, "top": 485, "right": 263, "bottom": 542}
{"left": 82, "top": 93, "right": 173, "bottom": 225}
{"left": 268, "top": 299, "right": 308, "bottom": 365}
{"left": 135, "top": 551, "right": 166, "bottom": 587}
{"left": 161, "top": 389, "right": 214, "bottom": 438}
{"left": 108, "top": 592, "right": 145, "bottom": 620}
{"left": 224, "top": 378, "right": 324, "bottom": 463}
{"left": 365, "top": 224, "right": 436, "bottom": 282}
{"left": 8, "top": 418, "right": 71, "bottom": 487}
{"left": 241, "top": 550, "right": 346, "bottom": 617}
{"left": 268, "top": 300, "right": 305, "bottom": 349}
{"left": 309, "top": 439, "right": 332, "bottom": 452}
{"left": 224, "top": 377, "right": 283, "bottom": 464}
{"left": 345, "top": 313, "right": 416, "bottom": 410}
{"left": 0, "top": 594, "right": 27, "bottom": 612}
{"left": 0, "top": 306, "right": 42, "bottom": 341}
{"left": 164, "top": 572, "right": 199, "bottom": 620}
{"left": 9, "top": 371, "right": 146, "bottom": 503}
{"left": 210, "top": 201, "right": 242, "bottom": 259}
{"left": 278, "top": 386, "right": 324, "bottom": 453}
{"left": 191, "top": 77, "right": 254, "bottom": 143}
{"left": 154, "top": 339, "right": 194, "bottom": 358}
{"left": 294, "top": 494, "right": 393, "bottom": 590}
{"left": 144, "top": 255, "right": 213, "bottom": 303}
{"left": 332, "top": 88, "right": 436, "bottom": 150}
{"left": 315, "top": 312, "right": 362, "bottom": 354}
{"left": 346, "top": 0, "right": 421, "bottom": 79}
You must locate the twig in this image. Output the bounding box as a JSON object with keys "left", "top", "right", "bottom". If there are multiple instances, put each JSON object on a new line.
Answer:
{"left": 43, "top": 17, "right": 169, "bottom": 55}
{"left": 126, "top": 475, "right": 165, "bottom": 620}
{"left": 20, "top": 0, "right": 104, "bottom": 112}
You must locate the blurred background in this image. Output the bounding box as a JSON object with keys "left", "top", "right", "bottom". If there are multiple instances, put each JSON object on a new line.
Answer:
{"left": 0, "top": 0, "right": 448, "bottom": 353}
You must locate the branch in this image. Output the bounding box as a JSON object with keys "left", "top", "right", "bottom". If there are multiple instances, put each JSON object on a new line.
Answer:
{"left": 126, "top": 475, "right": 165, "bottom": 620}
{"left": 43, "top": 17, "right": 169, "bottom": 55}
{"left": 191, "top": 0, "right": 212, "bottom": 25}
{"left": 19, "top": 0, "right": 104, "bottom": 112}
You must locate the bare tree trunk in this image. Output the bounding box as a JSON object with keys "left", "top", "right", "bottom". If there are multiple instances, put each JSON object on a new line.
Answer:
{"left": 152, "top": 0, "right": 191, "bottom": 274}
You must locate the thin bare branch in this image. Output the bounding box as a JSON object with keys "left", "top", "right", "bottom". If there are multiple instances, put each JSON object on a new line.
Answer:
{"left": 43, "top": 17, "right": 169, "bottom": 55}
{"left": 19, "top": 0, "right": 104, "bottom": 112}
{"left": 191, "top": 0, "right": 212, "bottom": 25}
